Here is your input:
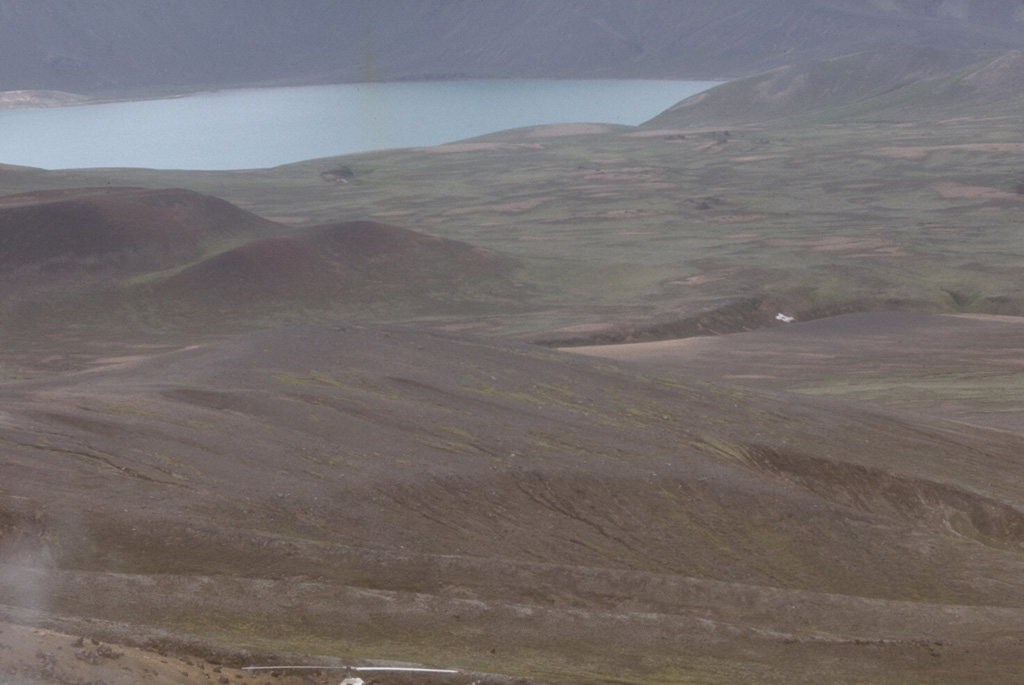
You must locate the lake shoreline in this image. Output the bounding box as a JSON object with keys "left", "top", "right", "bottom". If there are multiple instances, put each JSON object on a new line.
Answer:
{"left": 0, "top": 79, "right": 720, "bottom": 170}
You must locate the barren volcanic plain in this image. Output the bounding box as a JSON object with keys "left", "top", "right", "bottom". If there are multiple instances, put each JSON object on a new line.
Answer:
{"left": 2, "top": 50, "right": 1024, "bottom": 684}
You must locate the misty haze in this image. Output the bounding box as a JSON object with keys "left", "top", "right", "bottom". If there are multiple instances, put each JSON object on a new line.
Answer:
{"left": 1, "top": 2, "right": 1024, "bottom": 685}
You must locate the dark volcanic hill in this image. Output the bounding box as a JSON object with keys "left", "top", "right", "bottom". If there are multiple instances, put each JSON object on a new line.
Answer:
{"left": 0, "top": 187, "right": 521, "bottom": 340}
{"left": 0, "top": 186, "right": 280, "bottom": 270}
{"left": 6, "top": 0, "right": 1024, "bottom": 95}
{"left": 1, "top": 322, "right": 1024, "bottom": 683}
{"left": 164, "top": 220, "right": 517, "bottom": 304}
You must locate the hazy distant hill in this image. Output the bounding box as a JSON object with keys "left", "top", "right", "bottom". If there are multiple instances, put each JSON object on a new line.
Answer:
{"left": 4, "top": 0, "right": 1024, "bottom": 95}
{"left": 645, "top": 46, "right": 1024, "bottom": 126}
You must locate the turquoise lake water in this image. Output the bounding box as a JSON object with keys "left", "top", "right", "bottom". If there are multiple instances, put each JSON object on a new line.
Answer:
{"left": 0, "top": 80, "right": 717, "bottom": 171}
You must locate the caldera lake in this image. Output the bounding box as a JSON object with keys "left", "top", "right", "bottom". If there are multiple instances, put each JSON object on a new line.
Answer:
{"left": 0, "top": 79, "right": 718, "bottom": 171}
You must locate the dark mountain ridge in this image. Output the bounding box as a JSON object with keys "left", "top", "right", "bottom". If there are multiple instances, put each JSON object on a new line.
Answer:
{"left": 6, "top": 0, "right": 1024, "bottom": 96}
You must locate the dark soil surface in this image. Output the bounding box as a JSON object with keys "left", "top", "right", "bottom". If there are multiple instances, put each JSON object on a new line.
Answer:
{"left": 2, "top": 319, "right": 1024, "bottom": 683}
